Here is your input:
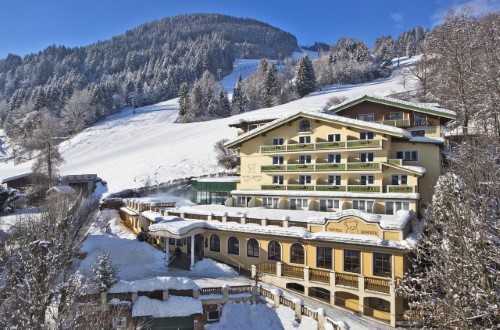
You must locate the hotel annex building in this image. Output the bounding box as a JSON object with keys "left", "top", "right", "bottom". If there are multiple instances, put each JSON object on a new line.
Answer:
{"left": 121, "top": 95, "right": 456, "bottom": 327}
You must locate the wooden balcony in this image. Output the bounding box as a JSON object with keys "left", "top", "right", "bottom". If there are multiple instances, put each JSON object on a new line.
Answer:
{"left": 335, "top": 273, "right": 358, "bottom": 288}
{"left": 309, "top": 268, "right": 330, "bottom": 284}
{"left": 315, "top": 185, "right": 347, "bottom": 192}
{"left": 377, "top": 119, "right": 410, "bottom": 127}
{"left": 364, "top": 277, "right": 390, "bottom": 294}
{"left": 256, "top": 262, "right": 277, "bottom": 275}
{"left": 260, "top": 139, "right": 382, "bottom": 153}
{"left": 387, "top": 159, "right": 402, "bottom": 166}
{"left": 282, "top": 264, "right": 304, "bottom": 279}
{"left": 260, "top": 162, "right": 381, "bottom": 173}
{"left": 347, "top": 185, "right": 382, "bottom": 193}
{"left": 387, "top": 185, "right": 415, "bottom": 193}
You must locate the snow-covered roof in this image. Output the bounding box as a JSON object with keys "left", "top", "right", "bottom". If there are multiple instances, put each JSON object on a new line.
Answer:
{"left": 228, "top": 114, "right": 277, "bottom": 127}
{"left": 149, "top": 206, "right": 414, "bottom": 245}
{"left": 231, "top": 189, "right": 420, "bottom": 200}
{"left": 47, "top": 185, "right": 76, "bottom": 194}
{"left": 132, "top": 296, "right": 203, "bottom": 318}
{"left": 383, "top": 162, "right": 427, "bottom": 175}
{"left": 329, "top": 94, "right": 457, "bottom": 119}
{"left": 110, "top": 276, "right": 199, "bottom": 293}
{"left": 225, "top": 110, "right": 412, "bottom": 148}
{"left": 0, "top": 172, "right": 32, "bottom": 184}
{"left": 409, "top": 136, "right": 445, "bottom": 144}
{"left": 119, "top": 206, "right": 139, "bottom": 216}
{"left": 196, "top": 176, "right": 241, "bottom": 183}
{"left": 141, "top": 210, "right": 174, "bottom": 223}
{"left": 311, "top": 231, "right": 418, "bottom": 249}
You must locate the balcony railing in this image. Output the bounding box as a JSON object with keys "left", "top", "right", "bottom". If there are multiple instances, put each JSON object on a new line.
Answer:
{"left": 256, "top": 263, "right": 393, "bottom": 295}
{"left": 282, "top": 265, "right": 304, "bottom": 279}
{"left": 261, "top": 162, "right": 381, "bottom": 173}
{"left": 387, "top": 185, "right": 415, "bottom": 193}
{"left": 315, "top": 163, "right": 346, "bottom": 171}
{"left": 387, "top": 159, "right": 402, "bottom": 166}
{"left": 347, "top": 185, "right": 382, "bottom": 193}
{"left": 309, "top": 268, "right": 330, "bottom": 283}
{"left": 261, "top": 185, "right": 287, "bottom": 191}
{"left": 346, "top": 162, "right": 381, "bottom": 171}
{"left": 287, "top": 185, "right": 315, "bottom": 191}
{"left": 260, "top": 139, "right": 382, "bottom": 153}
{"left": 377, "top": 119, "right": 410, "bottom": 127}
{"left": 315, "top": 185, "right": 347, "bottom": 192}
{"left": 335, "top": 273, "right": 359, "bottom": 289}
{"left": 365, "top": 277, "right": 390, "bottom": 294}
{"left": 287, "top": 164, "right": 314, "bottom": 171}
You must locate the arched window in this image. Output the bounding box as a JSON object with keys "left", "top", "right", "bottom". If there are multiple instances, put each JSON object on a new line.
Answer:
{"left": 298, "top": 119, "right": 311, "bottom": 132}
{"left": 209, "top": 234, "right": 220, "bottom": 252}
{"left": 290, "top": 243, "right": 305, "bottom": 264}
{"left": 268, "top": 241, "right": 281, "bottom": 261}
{"left": 247, "top": 238, "right": 259, "bottom": 258}
{"left": 228, "top": 236, "right": 239, "bottom": 255}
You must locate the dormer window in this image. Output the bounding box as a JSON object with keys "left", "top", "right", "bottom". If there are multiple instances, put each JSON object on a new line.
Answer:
{"left": 389, "top": 112, "right": 403, "bottom": 120}
{"left": 328, "top": 133, "right": 341, "bottom": 142}
{"left": 248, "top": 124, "right": 258, "bottom": 131}
{"left": 357, "top": 113, "right": 374, "bottom": 122}
{"left": 298, "top": 119, "right": 311, "bottom": 132}
{"left": 415, "top": 114, "right": 428, "bottom": 127}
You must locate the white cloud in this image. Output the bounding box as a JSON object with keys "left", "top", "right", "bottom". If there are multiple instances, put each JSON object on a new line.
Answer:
{"left": 432, "top": 0, "right": 500, "bottom": 25}
{"left": 390, "top": 12, "right": 404, "bottom": 27}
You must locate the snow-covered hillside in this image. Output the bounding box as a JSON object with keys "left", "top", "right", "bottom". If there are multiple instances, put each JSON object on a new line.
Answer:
{"left": 0, "top": 56, "right": 419, "bottom": 195}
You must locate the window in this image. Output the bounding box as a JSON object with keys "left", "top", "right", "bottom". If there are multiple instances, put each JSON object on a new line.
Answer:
{"left": 209, "top": 235, "right": 220, "bottom": 252}
{"left": 368, "top": 298, "right": 390, "bottom": 313}
{"left": 316, "top": 247, "right": 332, "bottom": 269}
{"left": 360, "top": 152, "right": 374, "bottom": 162}
{"left": 360, "top": 175, "right": 375, "bottom": 185}
{"left": 352, "top": 200, "right": 375, "bottom": 213}
{"left": 298, "top": 119, "right": 311, "bottom": 132}
{"left": 411, "top": 130, "right": 425, "bottom": 137}
{"left": 344, "top": 249, "right": 361, "bottom": 273}
{"left": 328, "top": 175, "right": 341, "bottom": 185}
{"left": 328, "top": 133, "right": 341, "bottom": 142}
{"left": 327, "top": 154, "right": 341, "bottom": 163}
{"left": 290, "top": 243, "right": 305, "bottom": 264}
{"left": 396, "top": 150, "right": 418, "bottom": 161}
{"left": 360, "top": 132, "right": 374, "bottom": 140}
{"left": 207, "top": 310, "right": 220, "bottom": 321}
{"left": 236, "top": 196, "right": 251, "bottom": 207}
{"left": 268, "top": 241, "right": 281, "bottom": 261}
{"left": 373, "top": 252, "right": 392, "bottom": 277}
{"left": 228, "top": 236, "right": 239, "bottom": 255}
{"left": 299, "top": 155, "right": 312, "bottom": 164}
{"left": 247, "top": 238, "right": 259, "bottom": 258}
{"left": 385, "top": 201, "right": 410, "bottom": 215}
{"left": 263, "top": 197, "right": 280, "bottom": 208}
{"left": 389, "top": 112, "right": 403, "bottom": 120}
{"left": 248, "top": 124, "right": 258, "bottom": 131}
{"left": 391, "top": 174, "right": 408, "bottom": 185}
{"left": 357, "top": 113, "right": 374, "bottom": 122}
{"left": 272, "top": 175, "right": 284, "bottom": 185}
{"left": 299, "top": 175, "right": 312, "bottom": 185}
{"left": 290, "top": 198, "right": 308, "bottom": 210}
{"left": 272, "top": 137, "right": 284, "bottom": 145}
{"left": 414, "top": 114, "right": 427, "bottom": 126}
{"left": 319, "top": 199, "right": 340, "bottom": 211}
{"left": 272, "top": 156, "right": 284, "bottom": 165}
{"left": 299, "top": 136, "right": 311, "bottom": 144}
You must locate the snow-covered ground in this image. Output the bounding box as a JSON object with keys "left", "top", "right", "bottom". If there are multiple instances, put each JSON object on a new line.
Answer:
{"left": 204, "top": 301, "right": 318, "bottom": 330}
{"left": 0, "top": 56, "right": 419, "bottom": 195}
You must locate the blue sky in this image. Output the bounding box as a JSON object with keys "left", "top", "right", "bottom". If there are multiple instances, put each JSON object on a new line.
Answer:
{"left": 0, "top": 0, "right": 498, "bottom": 59}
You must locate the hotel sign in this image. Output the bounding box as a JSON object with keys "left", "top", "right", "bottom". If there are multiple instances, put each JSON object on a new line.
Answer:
{"left": 326, "top": 217, "right": 381, "bottom": 237}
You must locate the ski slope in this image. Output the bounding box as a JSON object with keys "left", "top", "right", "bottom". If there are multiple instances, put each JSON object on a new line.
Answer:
{"left": 0, "top": 55, "right": 420, "bottom": 195}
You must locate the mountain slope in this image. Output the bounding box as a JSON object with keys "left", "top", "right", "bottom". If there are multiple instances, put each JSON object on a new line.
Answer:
{"left": 0, "top": 56, "right": 419, "bottom": 194}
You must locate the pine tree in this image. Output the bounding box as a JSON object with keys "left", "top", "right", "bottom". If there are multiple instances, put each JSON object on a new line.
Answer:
{"left": 178, "top": 82, "right": 189, "bottom": 117}
{"left": 295, "top": 55, "right": 316, "bottom": 98}
{"left": 263, "top": 63, "right": 278, "bottom": 108}
{"left": 231, "top": 74, "right": 245, "bottom": 115}
{"left": 91, "top": 251, "right": 119, "bottom": 293}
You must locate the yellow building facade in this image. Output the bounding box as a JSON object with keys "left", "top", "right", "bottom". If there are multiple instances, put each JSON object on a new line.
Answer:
{"left": 124, "top": 96, "right": 455, "bottom": 327}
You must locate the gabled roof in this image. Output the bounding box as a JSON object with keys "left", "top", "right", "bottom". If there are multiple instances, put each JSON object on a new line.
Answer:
{"left": 329, "top": 95, "right": 456, "bottom": 120}
{"left": 225, "top": 110, "right": 412, "bottom": 148}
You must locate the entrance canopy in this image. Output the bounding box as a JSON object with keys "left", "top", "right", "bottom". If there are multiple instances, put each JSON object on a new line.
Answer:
{"left": 146, "top": 214, "right": 206, "bottom": 240}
